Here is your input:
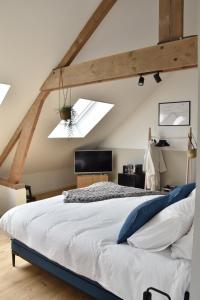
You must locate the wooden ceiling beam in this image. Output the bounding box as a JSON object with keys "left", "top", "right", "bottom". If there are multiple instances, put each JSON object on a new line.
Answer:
{"left": 41, "top": 36, "right": 197, "bottom": 91}
{"left": 0, "top": 91, "right": 49, "bottom": 167}
{"left": 0, "top": 126, "right": 22, "bottom": 168}
{"left": 159, "top": 0, "right": 184, "bottom": 43}
{"left": 57, "top": 0, "right": 117, "bottom": 68}
{"left": 8, "top": 92, "right": 48, "bottom": 184}
{"left": 0, "top": 0, "right": 117, "bottom": 185}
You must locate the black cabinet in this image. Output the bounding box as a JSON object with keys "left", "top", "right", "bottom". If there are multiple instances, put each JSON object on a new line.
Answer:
{"left": 118, "top": 173, "right": 145, "bottom": 189}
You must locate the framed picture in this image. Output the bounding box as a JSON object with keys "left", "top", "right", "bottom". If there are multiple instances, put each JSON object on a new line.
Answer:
{"left": 158, "top": 101, "right": 191, "bottom": 126}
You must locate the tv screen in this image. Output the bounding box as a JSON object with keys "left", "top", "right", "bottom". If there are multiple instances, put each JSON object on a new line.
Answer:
{"left": 75, "top": 150, "right": 112, "bottom": 173}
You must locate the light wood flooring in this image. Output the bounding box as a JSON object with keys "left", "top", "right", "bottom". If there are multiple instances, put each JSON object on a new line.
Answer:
{"left": 0, "top": 231, "right": 93, "bottom": 300}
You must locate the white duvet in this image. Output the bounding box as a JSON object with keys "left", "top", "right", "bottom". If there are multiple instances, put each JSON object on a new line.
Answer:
{"left": 0, "top": 195, "right": 191, "bottom": 300}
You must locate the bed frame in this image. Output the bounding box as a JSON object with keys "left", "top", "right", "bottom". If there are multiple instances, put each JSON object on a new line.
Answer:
{"left": 11, "top": 239, "right": 121, "bottom": 300}
{"left": 11, "top": 239, "right": 190, "bottom": 300}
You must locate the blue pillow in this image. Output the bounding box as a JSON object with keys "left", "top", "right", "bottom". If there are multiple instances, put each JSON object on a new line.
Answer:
{"left": 117, "top": 182, "right": 196, "bottom": 244}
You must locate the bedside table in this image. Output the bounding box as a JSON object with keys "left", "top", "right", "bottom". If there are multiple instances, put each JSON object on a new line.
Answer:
{"left": 118, "top": 173, "right": 145, "bottom": 188}
{"left": 162, "top": 185, "right": 176, "bottom": 193}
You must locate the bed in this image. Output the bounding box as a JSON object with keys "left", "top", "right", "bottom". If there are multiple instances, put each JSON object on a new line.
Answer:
{"left": 0, "top": 194, "right": 191, "bottom": 300}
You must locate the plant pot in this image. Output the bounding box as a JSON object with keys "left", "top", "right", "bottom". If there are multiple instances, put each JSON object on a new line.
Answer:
{"left": 187, "top": 148, "right": 197, "bottom": 159}
{"left": 60, "top": 107, "right": 71, "bottom": 121}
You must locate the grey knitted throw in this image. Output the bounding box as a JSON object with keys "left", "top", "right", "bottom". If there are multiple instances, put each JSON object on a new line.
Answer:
{"left": 63, "top": 182, "right": 161, "bottom": 203}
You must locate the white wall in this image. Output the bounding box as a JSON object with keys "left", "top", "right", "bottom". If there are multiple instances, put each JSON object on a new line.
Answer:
{"left": 0, "top": 186, "right": 26, "bottom": 216}
{"left": 0, "top": 0, "right": 159, "bottom": 178}
{"left": 190, "top": 2, "right": 200, "bottom": 297}
{"left": 22, "top": 168, "right": 76, "bottom": 194}
{"left": 100, "top": 69, "right": 198, "bottom": 187}
{"left": 101, "top": 69, "right": 198, "bottom": 151}
{"left": 21, "top": 69, "right": 198, "bottom": 194}
{"left": 107, "top": 148, "right": 189, "bottom": 187}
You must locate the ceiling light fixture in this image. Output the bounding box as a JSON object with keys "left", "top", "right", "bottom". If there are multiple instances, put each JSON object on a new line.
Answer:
{"left": 154, "top": 72, "right": 162, "bottom": 83}
{"left": 138, "top": 74, "right": 144, "bottom": 86}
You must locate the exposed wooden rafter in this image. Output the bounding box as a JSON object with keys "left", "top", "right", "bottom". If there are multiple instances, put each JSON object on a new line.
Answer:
{"left": 159, "top": 0, "right": 184, "bottom": 43}
{"left": 0, "top": 0, "right": 117, "bottom": 185}
{"left": 57, "top": 0, "right": 117, "bottom": 68}
{"left": 0, "top": 125, "right": 22, "bottom": 168}
{"left": 0, "top": 91, "right": 50, "bottom": 168}
{"left": 8, "top": 92, "right": 48, "bottom": 183}
{"left": 41, "top": 36, "right": 197, "bottom": 91}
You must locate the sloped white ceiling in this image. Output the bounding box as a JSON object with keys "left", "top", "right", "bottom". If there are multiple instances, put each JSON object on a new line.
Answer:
{"left": 0, "top": 0, "right": 197, "bottom": 176}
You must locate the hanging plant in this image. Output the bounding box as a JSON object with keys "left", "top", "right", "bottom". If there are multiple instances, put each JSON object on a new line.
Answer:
{"left": 60, "top": 106, "right": 72, "bottom": 121}
{"left": 58, "top": 69, "right": 76, "bottom": 130}
{"left": 60, "top": 106, "right": 76, "bottom": 134}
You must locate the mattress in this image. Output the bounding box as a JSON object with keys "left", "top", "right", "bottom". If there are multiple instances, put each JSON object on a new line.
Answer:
{"left": 0, "top": 194, "right": 191, "bottom": 300}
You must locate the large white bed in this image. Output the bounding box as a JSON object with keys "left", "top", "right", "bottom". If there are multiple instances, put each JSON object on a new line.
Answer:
{"left": 0, "top": 194, "right": 191, "bottom": 300}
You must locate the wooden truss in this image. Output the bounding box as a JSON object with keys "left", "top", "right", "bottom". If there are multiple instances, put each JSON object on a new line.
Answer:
{"left": 41, "top": 37, "right": 197, "bottom": 90}
{"left": 0, "top": 0, "right": 197, "bottom": 187}
{"left": 0, "top": 0, "right": 117, "bottom": 186}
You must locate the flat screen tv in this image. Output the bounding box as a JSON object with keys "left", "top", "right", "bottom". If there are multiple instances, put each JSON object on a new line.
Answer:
{"left": 75, "top": 150, "right": 112, "bottom": 174}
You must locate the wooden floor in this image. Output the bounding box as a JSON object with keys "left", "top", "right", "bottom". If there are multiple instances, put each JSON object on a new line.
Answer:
{"left": 0, "top": 231, "right": 93, "bottom": 300}
{"left": 34, "top": 184, "right": 76, "bottom": 200}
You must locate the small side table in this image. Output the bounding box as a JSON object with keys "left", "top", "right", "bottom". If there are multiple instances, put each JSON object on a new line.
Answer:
{"left": 118, "top": 173, "right": 145, "bottom": 189}
{"left": 162, "top": 185, "right": 176, "bottom": 194}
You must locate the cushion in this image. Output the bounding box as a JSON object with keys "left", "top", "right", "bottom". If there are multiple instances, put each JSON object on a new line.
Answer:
{"left": 127, "top": 189, "right": 196, "bottom": 251}
{"left": 117, "top": 183, "right": 196, "bottom": 244}
{"left": 171, "top": 224, "right": 194, "bottom": 260}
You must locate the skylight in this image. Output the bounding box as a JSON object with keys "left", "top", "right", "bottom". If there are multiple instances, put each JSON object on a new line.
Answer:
{"left": 48, "top": 98, "right": 114, "bottom": 138}
{"left": 0, "top": 84, "right": 10, "bottom": 105}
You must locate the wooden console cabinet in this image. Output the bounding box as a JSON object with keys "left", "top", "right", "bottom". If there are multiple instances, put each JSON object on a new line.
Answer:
{"left": 77, "top": 174, "right": 108, "bottom": 188}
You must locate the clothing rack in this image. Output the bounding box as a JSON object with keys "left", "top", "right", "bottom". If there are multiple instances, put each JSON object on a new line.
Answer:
{"left": 147, "top": 127, "right": 196, "bottom": 184}
{"left": 148, "top": 127, "right": 191, "bottom": 141}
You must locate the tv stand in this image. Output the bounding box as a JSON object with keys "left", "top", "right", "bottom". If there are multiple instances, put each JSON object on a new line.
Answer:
{"left": 77, "top": 174, "right": 108, "bottom": 188}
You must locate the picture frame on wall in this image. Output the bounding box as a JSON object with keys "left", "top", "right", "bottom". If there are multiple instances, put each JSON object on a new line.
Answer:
{"left": 158, "top": 101, "right": 191, "bottom": 126}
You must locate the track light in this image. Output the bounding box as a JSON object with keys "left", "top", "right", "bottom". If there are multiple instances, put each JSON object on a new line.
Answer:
{"left": 138, "top": 74, "right": 144, "bottom": 86}
{"left": 154, "top": 72, "right": 162, "bottom": 83}
{"left": 138, "top": 72, "right": 162, "bottom": 86}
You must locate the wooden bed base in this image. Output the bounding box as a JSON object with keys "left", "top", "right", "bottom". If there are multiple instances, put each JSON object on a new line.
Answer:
{"left": 11, "top": 239, "right": 190, "bottom": 300}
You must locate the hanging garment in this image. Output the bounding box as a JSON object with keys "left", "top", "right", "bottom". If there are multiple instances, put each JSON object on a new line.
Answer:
{"left": 144, "top": 141, "right": 167, "bottom": 191}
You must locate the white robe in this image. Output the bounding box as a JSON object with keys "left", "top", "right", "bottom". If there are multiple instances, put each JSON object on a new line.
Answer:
{"left": 144, "top": 142, "right": 167, "bottom": 191}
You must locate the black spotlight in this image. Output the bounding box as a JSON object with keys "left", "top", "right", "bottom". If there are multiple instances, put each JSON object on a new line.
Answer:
{"left": 138, "top": 74, "right": 144, "bottom": 86}
{"left": 154, "top": 72, "right": 162, "bottom": 83}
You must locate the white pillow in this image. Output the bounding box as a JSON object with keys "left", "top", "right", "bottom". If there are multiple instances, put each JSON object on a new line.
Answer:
{"left": 171, "top": 224, "right": 194, "bottom": 260}
{"left": 127, "top": 189, "right": 196, "bottom": 252}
